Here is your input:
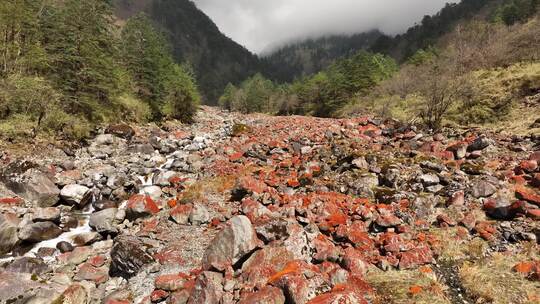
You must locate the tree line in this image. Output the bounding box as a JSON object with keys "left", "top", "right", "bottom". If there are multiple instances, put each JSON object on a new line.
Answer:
{"left": 0, "top": 0, "right": 199, "bottom": 140}
{"left": 219, "top": 51, "right": 398, "bottom": 117}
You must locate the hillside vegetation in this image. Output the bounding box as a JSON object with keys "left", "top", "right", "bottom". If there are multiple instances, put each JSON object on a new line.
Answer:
{"left": 115, "top": 0, "right": 262, "bottom": 104}
{"left": 219, "top": 0, "right": 540, "bottom": 132}
{"left": 0, "top": 0, "right": 199, "bottom": 140}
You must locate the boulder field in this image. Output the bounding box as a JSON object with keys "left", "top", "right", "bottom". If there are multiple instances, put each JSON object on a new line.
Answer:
{"left": 0, "top": 106, "right": 539, "bottom": 303}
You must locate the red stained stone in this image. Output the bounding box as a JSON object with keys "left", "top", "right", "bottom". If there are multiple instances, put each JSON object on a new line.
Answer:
{"left": 169, "top": 204, "right": 193, "bottom": 225}
{"left": 150, "top": 289, "right": 169, "bottom": 302}
{"left": 398, "top": 246, "right": 433, "bottom": 269}
{"left": 474, "top": 222, "right": 497, "bottom": 240}
{"left": 88, "top": 255, "right": 106, "bottom": 267}
{"left": 313, "top": 234, "right": 341, "bottom": 262}
{"left": 0, "top": 197, "right": 23, "bottom": 205}
{"left": 229, "top": 151, "right": 244, "bottom": 162}
{"left": 513, "top": 260, "right": 540, "bottom": 281}
{"left": 154, "top": 273, "right": 190, "bottom": 291}
{"left": 447, "top": 191, "right": 465, "bottom": 206}
{"left": 104, "top": 301, "right": 130, "bottom": 304}
{"left": 519, "top": 160, "right": 538, "bottom": 173}
{"left": 515, "top": 186, "right": 540, "bottom": 206}
{"left": 307, "top": 276, "right": 373, "bottom": 304}
{"left": 238, "top": 286, "right": 285, "bottom": 304}
{"left": 526, "top": 208, "right": 540, "bottom": 220}
{"left": 74, "top": 263, "right": 109, "bottom": 284}
{"left": 154, "top": 248, "right": 185, "bottom": 265}
{"left": 460, "top": 212, "right": 477, "bottom": 231}
{"left": 342, "top": 247, "right": 369, "bottom": 276}
{"left": 437, "top": 214, "right": 457, "bottom": 227}
{"left": 348, "top": 231, "right": 374, "bottom": 250}
{"left": 127, "top": 194, "right": 160, "bottom": 214}
{"left": 235, "top": 176, "right": 268, "bottom": 194}
{"left": 241, "top": 246, "right": 295, "bottom": 289}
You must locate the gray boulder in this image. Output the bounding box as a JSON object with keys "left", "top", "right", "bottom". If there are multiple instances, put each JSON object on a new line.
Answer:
{"left": 471, "top": 180, "right": 497, "bottom": 198}
{"left": 60, "top": 184, "right": 92, "bottom": 207}
{"left": 109, "top": 236, "right": 154, "bottom": 279}
{"left": 89, "top": 208, "right": 118, "bottom": 235}
{"left": 0, "top": 213, "right": 20, "bottom": 255}
{"left": 3, "top": 169, "right": 59, "bottom": 207}
{"left": 202, "top": 215, "right": 259, "bottom": 271}
{"left": 18, "top": 221, "right": 62, "bottom": 243}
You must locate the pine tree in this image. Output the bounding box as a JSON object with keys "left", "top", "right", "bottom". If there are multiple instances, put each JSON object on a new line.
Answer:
{"left": 42, "top": 0, "right": 120, "bottom": 120}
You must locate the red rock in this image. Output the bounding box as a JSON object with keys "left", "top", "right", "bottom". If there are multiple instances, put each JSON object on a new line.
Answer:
{"left": 409, "top": 285, "right": 423, "bottom": 295}
{"left": 241, "top": 198, "right": 271, "bottom": 223}
{"left": 232, "top": 176, "right": 268, "bottom": 199}
{"left": 519, "top": 160, "right": 538, "bottom": 173}
{"left": 348, "top": 231, "right": 374, "bottom": 250}
{"left": 460, "top": 212, "right": 477, "bottom": 231}
{"left": 0, "top": 197, "right": 23, "bottom": 205}
{"left": 513, "top": 261, "right": 540, "bottom": 281}
{"left": 515, "top": 186, "right": 540, "bottom": 206}
{"left": 380, "top": 232, "right": 414, "bottom": 253}
{"left": 126, "top": 194, "right": 159, "bottom": 219}
{"left": 375, "top": 211, "right": 402, "bottom": 228}
{"left": 169, "top": 204, "right": 193, "bottom": 225}
{"left": 437, "top": 214, "right": 457, "bottom": 227}
{"left": 229, "top": 151, "right": 244, "bottom": 162}
{"left": 104, "top": 301, "right": 130, "bottom": 304}
{"left": 474, "top": 222, "right": 496, "bottom": 240}
{"left": 398, "top": 246, "right": 433, "bottom": 269}
{"left": 342, "top": 247, "right": 369, "bottom": 276}
{"left": 151, "top": 289, "right": 169, "bottom": 302}
{"left": 313, "top": 234, "right": 341, "bottom": 262}
{"left": 241, "top": 246, "right": 295, "bottom": 288}
{"left": 526, "top": 208, "right": 540, "bottom": 220}
{"left": 154, "top": 248, "right": 185, "bottom": 265}
{"left": 60, "top": 284, "right": 87, "bottom": 303}
{"left": 88, "top": 255, "right": 106, "bottom": 267}
{"left": 306, "top": 276, "right": 373, "bottom": 304}
{"left": 530, "top": 151, "right": 540, "bottom": 161}
{"left": 155, "top": 273, "right": 190, "bottom": 291}
{"left": 169, "top": 290, "right": 191, "bottom": 304}
{"left": 238, "top": 286, "right": 286, "bottom": 304}
{"left": 271, "top": 272, "right": 310, "bottom": 304}
{"left": 74, "top": 263, "right": 109, "bottom": 284}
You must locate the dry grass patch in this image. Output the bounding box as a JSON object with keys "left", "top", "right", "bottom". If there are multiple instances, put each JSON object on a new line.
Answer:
{"left": 428, "top": 225, "right": 489, "bottom": 263}
{"left": 366, "top": 267, "right": 451, "bottom": 304}
{"left": 180, "top": 175, "right": 237, "bottom": 203}
{"left": 459, "top": 246, "right": 540, "bottom": 304}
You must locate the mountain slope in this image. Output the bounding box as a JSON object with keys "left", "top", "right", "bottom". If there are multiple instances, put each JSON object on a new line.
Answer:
{"left": 115, "top": 0, "right": 261, "bottom": 104}
{"left": 370, "top": 0, "right": 495, "bottom": 60}
{"left": 261, "top": 31, "right": 382, "bottom": 83}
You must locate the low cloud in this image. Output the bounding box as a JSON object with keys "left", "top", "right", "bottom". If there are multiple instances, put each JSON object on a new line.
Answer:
{"left": 193, "top": 0, "right": 457, "bottom": 54}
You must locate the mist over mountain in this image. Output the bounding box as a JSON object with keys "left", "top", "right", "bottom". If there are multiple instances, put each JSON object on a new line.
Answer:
{"left": 193, "top": 0, "right": 459, "bottom": 54}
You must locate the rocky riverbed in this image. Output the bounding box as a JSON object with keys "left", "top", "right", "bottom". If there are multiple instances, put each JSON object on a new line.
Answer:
{"left": 0, "top": 106, "right": 539, "bottom": 303}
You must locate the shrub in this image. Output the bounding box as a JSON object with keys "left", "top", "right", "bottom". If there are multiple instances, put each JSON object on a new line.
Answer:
{"left": 162, "top": 64, "right": 200, "bottom": 123}
{"left": 116, "top": 94, "right": 152, "bottom": 123}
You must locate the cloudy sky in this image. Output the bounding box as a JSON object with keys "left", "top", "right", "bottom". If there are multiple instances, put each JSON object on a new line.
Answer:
{"left": 192, "top": 0, "right": 457, "bottom": 54}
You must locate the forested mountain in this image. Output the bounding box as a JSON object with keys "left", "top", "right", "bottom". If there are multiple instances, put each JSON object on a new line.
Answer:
{"left": 115, "top": 0, "right": 261, "bottom": 104}
{"left": 261, "top": 0, "right": 498, "bottom": 82}
{"left": 0, "top": 0, "right": 199, "bottom": 140}
{"left": 370, "top": 0, "right": 494, "bottom": 60}
{"left": 261, "top": 31, "right": 382, "bottom": 83}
